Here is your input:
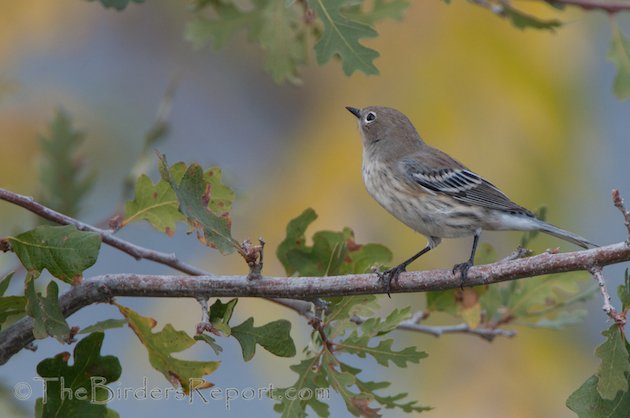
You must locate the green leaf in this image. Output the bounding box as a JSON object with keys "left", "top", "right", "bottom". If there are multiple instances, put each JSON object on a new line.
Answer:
{"left": 26, "top": 279, "right": 71, "bottom": 342}
{"left": 347, "top": 366, "right": 432, "bottom": 414}
{"left": 567, "top": 375, "right": 630, "bottom": 418}
{"left": 308, "top": 0, "right": 380, "bottom": 76}
{"left": 608, "top": 24, "right": 630, "bottom": 100}
{"left": 595, "top": 325, "right": 630, "bottom": 400}
{"left": 524, "top": 309, "right": 587, "bottom": 329}
{"left": 0, "top": 271, "right": 14, "bottom": 296}
{"left": 0, "top": 272, "right": 26, "bottom": 330}
{"left": 325, "top": 295, "right": 378, "bottom": 325}
{"left": 0, "top": 295, "right": 25, "bottom": 330}
{"left": 357, "top": 307, "right": 412, "bottom": 337}
{"left": 272, "top": 355, "right": 330, "bottom": 418}
{"left": 87, "top": 0, "right": 144, "bottom": 11}
{"left": 38, "top": 109, "right": 96, "bottom": 220}
{"left": 185, "top": 0, "right": 307, "bottom": 84}
{"left": 277, "top": 208, "right": 391, "bottom": 276}
{"left": 254, "top": 0, "right": 307, "bottom": 84}
{"left": 185, "top": 4, "right": 258, "bottom": 49}
{"left": 322, "top": 351, "right": 380, "bottom": 418}
{"left": 231, "top": 317, "right": 296, "bottom": 361}
{"left": 208, "top": 298, "right": 238, "bottom": 335}
{"left": 500, "top": 5, "right": 562, "bottom": 31}
{"left": 122, "top": 168, "right": 185, "bottom": 236}
{"left": 277, "top": 208, "right": 318, "bottom": 275}
{"left": 426, "top": 289, "right": 460, "bottom": 315}
{"left": 337, "top": 333, "right": 427, "bottom": 367}
{"left": 506, "top": 274, "right": 582, "bottom": 317}
{"left": 116, "top": 303, "right": 219, "bottom": 394}
{"left": 158, "top": 154, "right": 238, "bottom": 254}
{"left": 79, "top": 319, "right": 128, "bottom": 334}
{"left": 618, "top": 269, "right": 630, "bottom": 311}
{"left": 341, "top": 0, "right": 409, "bottom": 25}
{"left": 36, "top": 332, "right": 121, "bottom": 418}
{"left": 194, "top": 334, "right": 223, "bottom": 355}
{"left": 8, "top": 225, "right": 101, "bottom": 284}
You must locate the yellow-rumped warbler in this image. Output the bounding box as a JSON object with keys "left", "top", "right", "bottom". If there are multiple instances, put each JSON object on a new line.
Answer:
{"left": 346, "top": 105, "right": 596, "bottom": 293}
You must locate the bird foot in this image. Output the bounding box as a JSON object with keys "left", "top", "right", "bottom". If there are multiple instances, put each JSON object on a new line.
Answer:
{"left": 377, "top": 264, "right": 406, "bottom": 297}
{"left": 452, "top": 261, "right": 473, "bottom": 289}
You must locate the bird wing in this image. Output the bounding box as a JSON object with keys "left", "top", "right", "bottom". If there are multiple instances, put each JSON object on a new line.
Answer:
{"left": 400, "top": 158, "right": 534, "bottom": 216}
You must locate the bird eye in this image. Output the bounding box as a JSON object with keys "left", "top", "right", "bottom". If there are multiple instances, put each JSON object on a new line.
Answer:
{"left": 365, "top": 112, "right": 376, "bottom": 123}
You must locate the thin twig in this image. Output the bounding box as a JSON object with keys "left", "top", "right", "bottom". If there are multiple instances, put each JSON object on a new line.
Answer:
{"left": 353, "top": 311, "right": 516, "bottom": 342}
{"left": 195, "top": 297, "right": 215, "bottom": 335}
{"left": 589, "top": 266, "right": 626, "bottom": 324}
{"left": 498, "top": 246, "right": 533, "bottom": 263}
{"left": 309, "top": 317, "right": 334, "bottom": 352}
{"left": 397, "top": 321, "right": 516, "bottom": 342}
{"left": 612, "top": 189, "right": 630, "bottom": 241}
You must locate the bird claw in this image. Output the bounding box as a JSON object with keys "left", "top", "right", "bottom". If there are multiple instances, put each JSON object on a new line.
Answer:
{"left": 377, "top": 265, "right": 406, "bottom": 297}
{"left": 452, "top": 261, "right": 473, "bottom": 290}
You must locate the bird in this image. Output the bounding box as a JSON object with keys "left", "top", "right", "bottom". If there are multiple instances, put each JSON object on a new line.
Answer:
{"left": 346, "top": 105, "right": 596, "bottom": 295}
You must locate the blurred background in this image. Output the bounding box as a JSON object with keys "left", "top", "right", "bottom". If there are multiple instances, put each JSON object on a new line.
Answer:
{"left": 1, "top": 1, "right": 629, "bottom": 417}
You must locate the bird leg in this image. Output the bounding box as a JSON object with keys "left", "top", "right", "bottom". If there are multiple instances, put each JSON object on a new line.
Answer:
{"left": 452, "top": 230, "right": 481, "bottom": 288}
{"left": 377, "top": 237, "right": 440, "bottom": 297}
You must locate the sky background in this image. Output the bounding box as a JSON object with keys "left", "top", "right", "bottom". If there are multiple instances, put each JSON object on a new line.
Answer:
{"left": 1, "top": 1, "right": 630, "bottom": 417}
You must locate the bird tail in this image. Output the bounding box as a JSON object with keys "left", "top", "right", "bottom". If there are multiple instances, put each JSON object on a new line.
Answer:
{"left": 533, "top": 219, "right": 597, "bottom": 249}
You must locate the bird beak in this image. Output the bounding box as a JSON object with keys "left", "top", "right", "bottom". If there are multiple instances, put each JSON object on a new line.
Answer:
{"left": 345, "top": 106, "right": 361, "bottom": 119}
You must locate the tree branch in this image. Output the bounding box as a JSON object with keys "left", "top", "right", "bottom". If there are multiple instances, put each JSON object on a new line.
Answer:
{"left": 1, "top": 239, "right": 629, "bottom": 364}
{"left": 396, "top": 321, "right": 516, "bottom": 342}
{"left": 547, "top": 0, "right": 630, "bottom": 14}
{"left": 354, "top": 311, "right": 516, "bottom": 342}
{"left": 0, "top": 187, "right": 312, "bottom": 320}
{"left": 0, "top": 188, "right": 206, "bottom": 275}
{"left": 612, "top": 189, "right": 630, "bottom": 241}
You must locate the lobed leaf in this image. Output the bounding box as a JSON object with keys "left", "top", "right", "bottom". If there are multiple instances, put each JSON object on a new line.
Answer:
{"left": 343, "top": 363, "right": 432, "bottom": 414}
{"left": 25, "top": 279, "right": 71, "bottom": 342}
{"left": 122, "top": 163, "right": 186, "bottom": 235}
{"left": 79, "top": 318, "right": 128, "bottom": 334}
{"left": 208, "top": 298, "right": 238, "bottom": 335}
{"left": 337, "top": 334, "right": 427, "bottom": 367}
{"left": 35, "top": 332, "right": 121, "bottom": 418}
{"left": 277, "top": 208, "right": 391, "bottom": 277}
{"left": 194, "top": 334, "right": 223, "bottom": 355}
{"left": 158, "top": 154, "right": 239, "bottom": 254}
{"left": 116, "top": 303, "right": 219, "bottom": 394}
{"left": 595, "top": 325, "right": 630, "bottom": 400}
{"left": 308, "top": 0, "right": 380, "bottom": 76}
{"left": 323, "top": 351, "right": 380, "bottom": 418}
{"left": 0, "top": 272, "right": 26, "bottom": 330}
{"left": 231, "top": 317, "right": 297, "bottom": 361}
{"left": 9, "top": 225, "right": 101, "bottom": 284}
{"left": 272, "top": 355, "right": 330, "bottom": 418}
{"left": 567, "top": 375, "right": 630, "bottom": 418}
{"left": 186, "top": 0, "right": 307, "bottom": 83}
{"left": 38, "top": 109, "right": 96, "bottom": 220}
{"left": 342, "top": 0, "right": 409, "bottom": 25}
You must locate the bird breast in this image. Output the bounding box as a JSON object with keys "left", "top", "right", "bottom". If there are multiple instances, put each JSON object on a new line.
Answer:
{"left": 361, "top": 155, "right": 480, "bottom": 239}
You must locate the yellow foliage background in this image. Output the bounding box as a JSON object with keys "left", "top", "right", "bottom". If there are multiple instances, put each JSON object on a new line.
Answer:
{"left": 0, "top": 1, "right": 628, "bottom": 417}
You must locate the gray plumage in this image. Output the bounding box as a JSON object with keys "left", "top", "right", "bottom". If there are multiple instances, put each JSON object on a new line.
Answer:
{"left": 346, "top": 105, "right": 595, "bottom": 293}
